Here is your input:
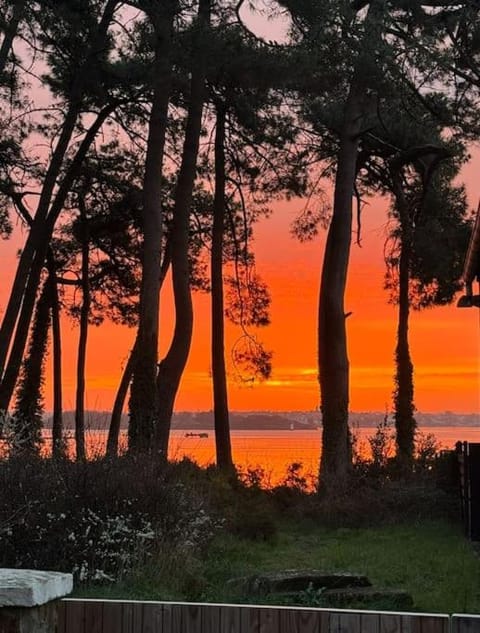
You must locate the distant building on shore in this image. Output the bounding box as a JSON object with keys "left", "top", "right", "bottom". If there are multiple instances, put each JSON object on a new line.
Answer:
{"left": 457, "top": 200, "right": 480, "bottom": 309}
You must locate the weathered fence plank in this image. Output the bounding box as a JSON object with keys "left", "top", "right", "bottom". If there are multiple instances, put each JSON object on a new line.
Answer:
{"left": 123, "top": 601, "right": 134, "bottom": 633}
{"left": 162, "top": 602, "right": 183, "bottom": 632}
{"left": 399, "top": 613, "right": 417, "bottom": 633}
{"left": 181, "top": 603, "right": 202, "bottom": 632}
{"left": 278, "top": 608, "right": 325, "bottom": 633}
{"left": 59, "top": 599, "right": 468, "bottom": 633}
{"left": 57, "top": 600, "right": 67, "bottom": 633}
{"left": 142, "top": 602, "right": 163, "bottom": 633}
{"left": 379, "top": 613, "right": 401, "bottom": 633}
{"left": 360, "top": 612, "right": 380, "bottom": 633}
{"left": 84, "top": 600, "right": 103, "bottom": 633}
{"left": 451, "top": 614, "right": 480, "bottom": 633}
{"left": 64, "top": 599, "right": 85, "bottom": 633}
{"left": 240, "top": 605, "right": 260, "bottom": 633}
{"left": 220, "top": 604, "right": 242, "bottom": 632}
{"left": 102, "top": 600, "right": 123, "bottom": 633}
{"left": 338, "top": 611, "right": 361, "bottom": 633}
{"left": 419, "top": 615, "right": 449, "bottom": 633}
{"left": 201, "top": 603, "right": 220, "bottom": 632}
{"left": 259, "top": 607, "right": 281, "bottom": 633}
{"left": 122, "top": 601, "right": 139, "bottom": 633}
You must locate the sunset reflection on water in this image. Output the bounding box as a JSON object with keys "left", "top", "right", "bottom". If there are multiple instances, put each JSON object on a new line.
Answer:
{"left": 34, "top": 426, "right": 480, "bottom": 486}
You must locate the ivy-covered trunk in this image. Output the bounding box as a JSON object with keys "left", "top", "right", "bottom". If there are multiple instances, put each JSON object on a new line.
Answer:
{"left": 12, "top": 279, "right": 51, "bottom": 455}
{"left": 392, "top": 180, "right": 416, "bottom": 467}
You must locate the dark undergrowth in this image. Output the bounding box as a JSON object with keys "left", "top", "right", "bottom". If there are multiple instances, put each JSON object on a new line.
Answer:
{"left": 0, "top": 445, "right": 460, "bottom": 566}
{"left": 1, "top": 441, "right": 475, "bottom": 612}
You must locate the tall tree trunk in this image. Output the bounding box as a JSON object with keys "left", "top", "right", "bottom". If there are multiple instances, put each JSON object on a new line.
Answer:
{"left": 128, "top": 8, "right": 174, "bottom": 453}
{"left": 12, "top": 278, "right": 51, "bottom": 455}
{"left": 0, "top": 0, "right": 118, "bottom": 402}
{"left": 48, "top": 265, "right": 64, "bottom": 459}
{"left": 108, "top": 251, "right": 171, "bottom": 458}
{"left": 0, "top": 104, "right": 116, "bottom": 412}
{"left": 0, "top": 0, "right": 26, "bottom": 76}
{"left": 318, "top": 2, "right": 382, "bottom": 493}
{"left": 318, "top": 95, "right": 360, "bottom": 492}
{"left": 155, "top": 0, "right": 211, "bottom": 456}
{"left": 74, "top": 199, "right": 90, "bottom": 462}
{"left": 211, "top": 104, "right": 233, "bottom": 471}
{"left": 392, "top": 181, "right": 416, "bottom": 467}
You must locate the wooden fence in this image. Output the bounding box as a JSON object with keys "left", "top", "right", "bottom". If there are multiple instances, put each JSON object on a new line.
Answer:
{"left": 451, "top": 615, "right": 480, "bottom": 633}
{"left": 457, "top": 442, "right": 480, "bottom": 540}
{"left": 57, "top": 599, "right": 463, "bottom": 633}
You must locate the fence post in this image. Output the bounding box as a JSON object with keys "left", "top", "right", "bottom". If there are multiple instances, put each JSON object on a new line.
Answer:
{"left": 0, "top": 568, "right": 73, "bottom": 633}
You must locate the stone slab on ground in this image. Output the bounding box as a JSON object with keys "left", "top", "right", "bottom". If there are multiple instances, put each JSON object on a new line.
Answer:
{"left": 228, "top": 570, "right": 371, "bottom": 597}
{"left": 0, "top": 569, "right": 73, "bottom": 607}
{"left": 323, "top": 586, "right": 414, "bottom": 609}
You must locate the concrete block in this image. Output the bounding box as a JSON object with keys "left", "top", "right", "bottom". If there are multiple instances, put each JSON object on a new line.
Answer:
{"left": 0, "top": 569, "right": 73, "bottom": 607}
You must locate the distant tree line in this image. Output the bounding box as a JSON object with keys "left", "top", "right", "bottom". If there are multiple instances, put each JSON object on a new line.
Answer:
{"left": 0, "top": 0, "right": 477, "bottom": 493}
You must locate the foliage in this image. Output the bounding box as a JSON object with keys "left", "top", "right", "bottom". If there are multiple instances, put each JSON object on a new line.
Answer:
{"left": 231, "top": 333, "right": 273, "bottom": 383}
{"left": 367, "top": 415, "right": 395, "bottom": 470}
{"left": 0, "top": 441, "right": 473, "bottom": 610}
{"left": 384, "top": 175, "right": 472, "bottom": 311}
{"left": 78, "top": 515, "right": 480, "bottom": 613}
{"left": 0, "top": 455, "right": 222, "bottom": 585}
{"left": 11, "top": 279, "right": 52, "bottom": 454}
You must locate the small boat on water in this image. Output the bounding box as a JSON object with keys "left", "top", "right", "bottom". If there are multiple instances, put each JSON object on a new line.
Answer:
{"left": 184, "top": 432, "right": 209, "bottom": 438}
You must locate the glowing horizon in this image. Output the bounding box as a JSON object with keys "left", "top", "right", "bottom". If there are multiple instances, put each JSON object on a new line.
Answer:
{"left": 2, "top": 191, "right": 474, "bottom": 416}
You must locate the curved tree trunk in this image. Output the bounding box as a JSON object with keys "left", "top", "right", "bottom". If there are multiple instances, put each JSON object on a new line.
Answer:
{"left": 0, "top": 0, "right": 119, "bottom": 406}
{"left": 74, "top": 198, "right": 90, "bottom": 462}
{"left": 0, "top": 104, "right": 115, "bottom": 412}
{"left": 108, "top": 251, "right": 171, "bottom": 458}
{"left": 211, "top": 104, "right": 234, "bottom": 471}
{"left": 0, "top": 101, "right": 82, "bottom": 385}
{"left": 128, "top": 7, "right": 174, "bottom": 453}
{"left": 107, "top": 340, "right": 137, "bottom": 458}
{"left": 318, "top": 2, "right": 382, "bottom": 493}
{"left": 155, "top": 0, "right": 211, "bottom": 457}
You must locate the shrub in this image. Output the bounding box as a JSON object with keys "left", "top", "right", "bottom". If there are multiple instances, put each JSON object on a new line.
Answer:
{"left": 0, "top": 455, "right": 222, "bottom": 585}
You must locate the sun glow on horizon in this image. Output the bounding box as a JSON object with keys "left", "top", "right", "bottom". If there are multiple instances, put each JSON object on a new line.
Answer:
{"left": 2, "top": 181, "right": 479, "bottom": 417}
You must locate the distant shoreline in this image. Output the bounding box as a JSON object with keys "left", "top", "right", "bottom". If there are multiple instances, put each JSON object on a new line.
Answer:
{"left": 44, "top": 410, "right": 480, "bottom": 431}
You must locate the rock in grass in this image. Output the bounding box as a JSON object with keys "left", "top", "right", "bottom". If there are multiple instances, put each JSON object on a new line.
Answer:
{"left": 227, "top": 570, "right": 371, "bottom": 597}
{"left": 323, "top": 587, "right": 414, "bottom": 609}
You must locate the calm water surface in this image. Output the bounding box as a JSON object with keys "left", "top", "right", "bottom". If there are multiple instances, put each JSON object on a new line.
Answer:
{"left": 170, "top": 427, "right": 480, "bottom": 482}
{"left": 55, "top": 425, "right": 480, "bottom": 484}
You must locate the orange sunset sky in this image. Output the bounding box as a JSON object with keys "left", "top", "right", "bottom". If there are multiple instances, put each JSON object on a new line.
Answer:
{"left": 0, "top": 6, "right": 479, "bottom": 416}
{"left": 1, "top": 157, "right": 479, "bottom": 415}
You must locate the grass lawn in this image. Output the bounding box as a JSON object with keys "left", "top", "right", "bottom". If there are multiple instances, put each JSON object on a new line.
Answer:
{"left": 75, "top": 518, "right": 480, "bottom": 613}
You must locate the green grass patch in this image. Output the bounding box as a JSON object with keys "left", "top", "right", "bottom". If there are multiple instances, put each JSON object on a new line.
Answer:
{"left": 76, "top": 518, "right": 480, "bottom": 613}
